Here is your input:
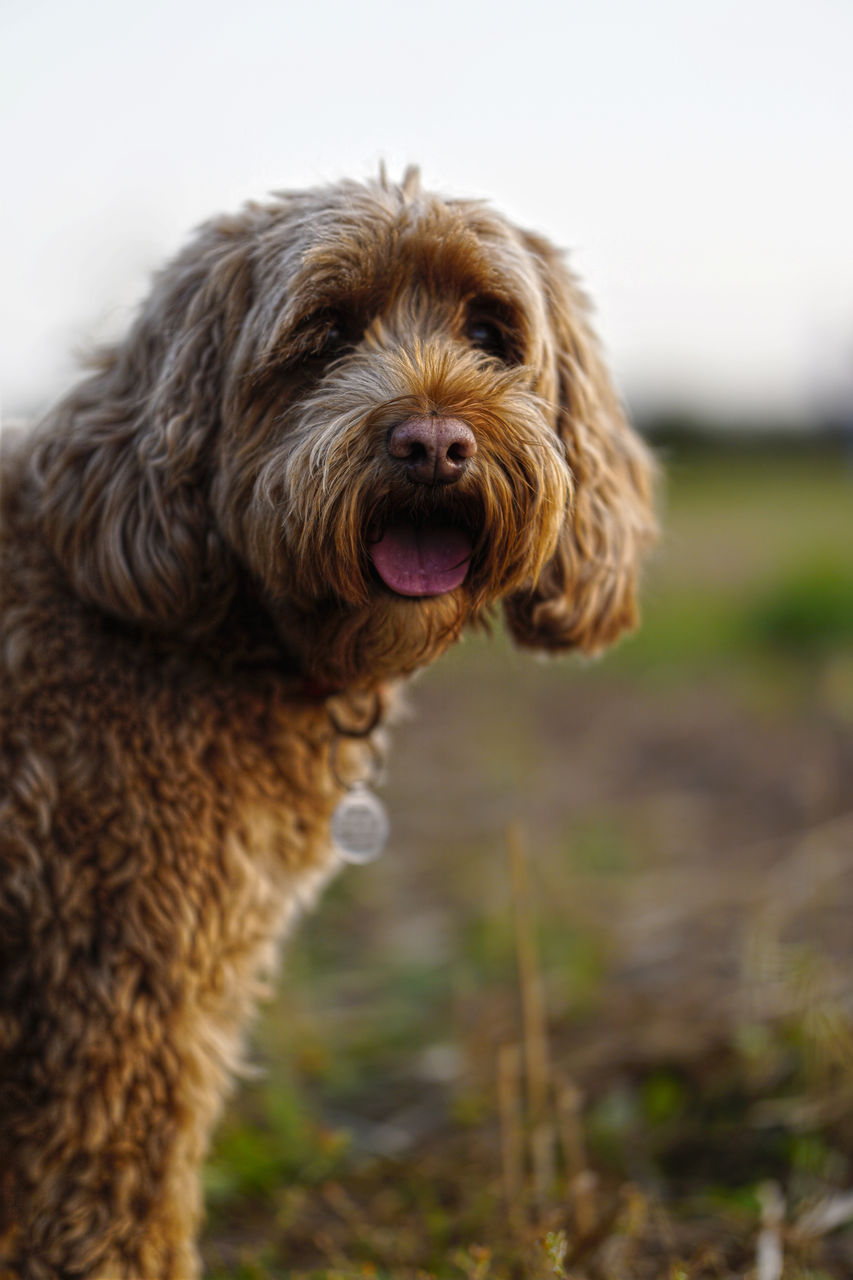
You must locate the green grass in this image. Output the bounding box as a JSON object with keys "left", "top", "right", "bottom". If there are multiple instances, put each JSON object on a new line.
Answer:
{"left": 608, "top": 453, "right": 853, "bottom": 676}
{"left": 742, "top": 558, "right": 853, "bottom": 656}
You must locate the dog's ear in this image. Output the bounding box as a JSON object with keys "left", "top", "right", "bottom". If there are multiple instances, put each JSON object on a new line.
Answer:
{"left": 503, "top": 231, "right": 656, "bottom": 654}
{"left": 34, "top": 217, "right": 255, "bottom": 632}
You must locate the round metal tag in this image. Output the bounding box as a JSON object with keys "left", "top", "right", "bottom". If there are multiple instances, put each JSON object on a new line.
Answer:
{"left": 331, "top": 785, "right": 389, "bottom": 864}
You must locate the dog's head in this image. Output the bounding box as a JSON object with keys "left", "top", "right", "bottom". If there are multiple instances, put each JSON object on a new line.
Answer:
{"left": 36, "top": 169, "right": 655, "bottom": 687}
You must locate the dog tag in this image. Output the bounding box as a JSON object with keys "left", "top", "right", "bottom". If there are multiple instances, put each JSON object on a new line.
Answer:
{"left": 331, "top": 784, "right": 389, "bottom": 864}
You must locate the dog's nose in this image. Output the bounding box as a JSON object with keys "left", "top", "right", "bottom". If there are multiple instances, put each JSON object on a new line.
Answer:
{"left": 388, "top": 415, "right": 477, "bottom": 485}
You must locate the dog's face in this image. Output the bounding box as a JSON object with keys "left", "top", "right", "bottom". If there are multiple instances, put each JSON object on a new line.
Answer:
{"left": 37, "top": 171, "right": 655, "bottom": 686}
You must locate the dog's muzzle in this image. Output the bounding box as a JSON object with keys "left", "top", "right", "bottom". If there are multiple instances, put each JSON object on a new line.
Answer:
{"left": 368, "top": 415, "right": 477, "bottom": 597}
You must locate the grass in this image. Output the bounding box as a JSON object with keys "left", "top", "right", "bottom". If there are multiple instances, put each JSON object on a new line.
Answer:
{"left": 201, "top": 445, "right": 853, "bottom": 1278}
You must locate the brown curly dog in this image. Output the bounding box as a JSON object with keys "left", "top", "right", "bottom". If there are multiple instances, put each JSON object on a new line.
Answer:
{"left": 0, "top": 168, "right": 655, "bottom": 1277}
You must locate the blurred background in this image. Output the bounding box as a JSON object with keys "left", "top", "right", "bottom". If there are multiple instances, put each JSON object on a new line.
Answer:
{"left": 3, "top": 1, "right": 853, "bottom": 1275}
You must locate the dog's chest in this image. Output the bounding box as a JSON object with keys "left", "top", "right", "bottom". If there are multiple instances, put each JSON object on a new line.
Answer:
{"left": 145, "top": 677, "right": 345, "bottom": 937}
{"left": 131, "top": 687, "right": 349, "bottom": 1079}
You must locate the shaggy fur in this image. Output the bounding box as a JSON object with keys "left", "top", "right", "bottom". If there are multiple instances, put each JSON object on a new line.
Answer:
{"left": 0, "top": 169, "right": 655, "bottom": 1277}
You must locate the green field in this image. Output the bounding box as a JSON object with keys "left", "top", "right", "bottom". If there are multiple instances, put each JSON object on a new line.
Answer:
{"left": 201, "top": 445, "right": 853, "bottom": 1279}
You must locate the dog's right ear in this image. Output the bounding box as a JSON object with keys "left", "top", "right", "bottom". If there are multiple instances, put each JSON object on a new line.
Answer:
{"left": 33, "top": 216, "right": 256, "bottom": 633}
{"left": 503, "top": 230, "right": 657, "bottom": 655}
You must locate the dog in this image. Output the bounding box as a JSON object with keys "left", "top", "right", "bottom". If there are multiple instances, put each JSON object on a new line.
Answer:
{"left": 0, "top": 167, "right": 655, "bottom": 1277}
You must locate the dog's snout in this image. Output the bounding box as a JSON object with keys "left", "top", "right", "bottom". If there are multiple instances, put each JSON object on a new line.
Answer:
{"left": 388, "top": 415, "right": 477, "bottom": 485}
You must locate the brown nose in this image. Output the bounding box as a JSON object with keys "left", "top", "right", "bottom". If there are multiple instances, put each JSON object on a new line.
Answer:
{"left": 388, "top": 415, "right": 477, "bottom": 485}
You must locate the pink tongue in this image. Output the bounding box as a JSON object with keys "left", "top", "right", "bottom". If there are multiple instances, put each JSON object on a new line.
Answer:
{"left": 369, "top": 521, "right": 472, "bottom": 597}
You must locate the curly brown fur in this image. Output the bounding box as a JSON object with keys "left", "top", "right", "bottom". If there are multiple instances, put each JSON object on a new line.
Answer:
{"left": 0, "top": 169, "right": 655, "bottom": 1277}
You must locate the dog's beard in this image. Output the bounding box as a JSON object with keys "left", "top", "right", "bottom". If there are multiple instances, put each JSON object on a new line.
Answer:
{"left": 270, "top": 590, "right": 471, "bottom": 688}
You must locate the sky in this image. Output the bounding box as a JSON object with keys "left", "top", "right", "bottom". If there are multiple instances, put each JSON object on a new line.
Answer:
{"left": 2, "top": 0, "right": 852, "bottom": 425}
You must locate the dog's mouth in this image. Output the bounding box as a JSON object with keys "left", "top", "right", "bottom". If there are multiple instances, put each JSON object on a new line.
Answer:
{"left": 367, "top": 518, "right": 473, "bottom": 597}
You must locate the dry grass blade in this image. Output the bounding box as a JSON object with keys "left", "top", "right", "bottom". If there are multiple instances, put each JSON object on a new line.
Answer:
{"left": 507, "top": 822, "right": 561, "bottom": 1212}
{"left": 793, "top": 1189, "right": 853, "bottom": 1240}
{"left": 556, "top": 1078, "right": 587, "bottom": 1185}
{"left": 497, "top": 1042, "right": 524, "bottom": 1215}
{"left": 570, "top": 1169, "right": 599, "bottom": 1241}
{"left": 755, "top": 1181, "right": 785, "bottom": 1280}
{"left": 507, "top": 821, "right": 551, "bottom": 1128}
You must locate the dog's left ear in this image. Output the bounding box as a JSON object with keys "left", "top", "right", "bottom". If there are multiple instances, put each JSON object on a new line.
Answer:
{"left": 33, "top": 216, "right": 256, "bottom": 633}
{"left": 504, "top": 230, "right": 657, "bottom": 654}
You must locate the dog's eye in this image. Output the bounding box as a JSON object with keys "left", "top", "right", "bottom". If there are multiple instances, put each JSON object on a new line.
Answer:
{"left": 319, "top": 319, "right": 347, "bottom": 353}
{"left": 466, "top": 317, "right": 511, "bottom": 362}
{"left": 294, "top": 311, "right": 355, "bottom": 362}
{"left": 314, "top": 316, "right": 352, "bottom": 357}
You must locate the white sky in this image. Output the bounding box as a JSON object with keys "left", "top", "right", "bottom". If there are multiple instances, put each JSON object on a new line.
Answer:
{"left": 2, "top": 0, "right": 852, "bottom": 423}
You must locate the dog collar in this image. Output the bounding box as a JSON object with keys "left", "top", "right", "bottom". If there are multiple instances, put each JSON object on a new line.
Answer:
{"left": 300, "top": 677, "right": 344, "bottom": 701}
